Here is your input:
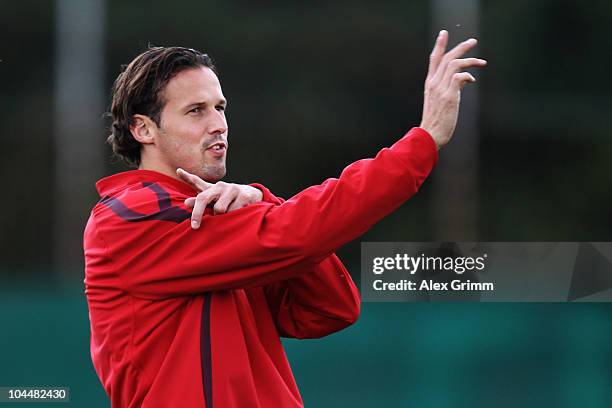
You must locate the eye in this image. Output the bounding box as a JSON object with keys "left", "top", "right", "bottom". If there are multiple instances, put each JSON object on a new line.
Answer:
{"left": 188, "top": 107, "right": 202, "bottom": 115}
{"left": 216, "top": 105, "right": 226, "bottom": 112}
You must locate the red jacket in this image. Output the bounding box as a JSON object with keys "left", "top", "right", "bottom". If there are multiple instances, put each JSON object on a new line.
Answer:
{"left": 84, "top": 127, "right": 438, "bottom": 407}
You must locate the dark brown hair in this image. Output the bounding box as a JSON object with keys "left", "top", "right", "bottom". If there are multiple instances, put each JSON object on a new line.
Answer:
{"left": 107, "top": 46, "right": 216, "bottom": 166}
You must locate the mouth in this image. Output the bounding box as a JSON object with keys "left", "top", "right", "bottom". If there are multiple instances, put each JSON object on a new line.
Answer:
{"left": 205, "top": 141, "right": 227, "bottom": 157}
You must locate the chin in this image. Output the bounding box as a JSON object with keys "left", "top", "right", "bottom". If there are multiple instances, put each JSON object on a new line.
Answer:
{"left": 200, "top": 166, "right": 226, "bottom": 183}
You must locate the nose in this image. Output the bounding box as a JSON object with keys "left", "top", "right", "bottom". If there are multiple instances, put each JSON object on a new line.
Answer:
{"left": 208, "top": 109, "right": 227, "bottom": 137}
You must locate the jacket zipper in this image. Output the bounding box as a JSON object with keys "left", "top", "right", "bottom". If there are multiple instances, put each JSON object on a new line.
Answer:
{"left": 201, "top": 293, "right": 213, "bottom": 408}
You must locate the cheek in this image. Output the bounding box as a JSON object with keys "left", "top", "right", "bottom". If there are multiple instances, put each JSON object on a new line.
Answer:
{"left": 161, "top": 122, "right": 204, "bottom": 150}
{"left": 172, "top": 138, "right": 203, "bottom": 163}
{"left": 157, "top": 133, "right": 202, "bottom": 168}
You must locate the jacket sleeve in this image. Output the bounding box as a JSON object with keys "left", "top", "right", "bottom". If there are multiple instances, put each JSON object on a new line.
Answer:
{"left": 256, "top": 187, "right": 361, "bottom": 339}
{"left": 86, "top": 128, "right": 437, "bottom": 299}
{"left": 264, "top": 254, "right": 361, "bottom": 339}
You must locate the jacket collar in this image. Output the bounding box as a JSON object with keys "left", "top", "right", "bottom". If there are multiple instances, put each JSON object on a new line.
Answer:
{"left": 96, "top": 169, "right": 197, "bottom": 197}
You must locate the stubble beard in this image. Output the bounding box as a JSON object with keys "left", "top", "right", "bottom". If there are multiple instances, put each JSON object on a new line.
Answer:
{"left": 158, "top": 126, "right": 227, "bottom": 182}
{"left": 200, "top": 158, "right": 226, "bottom": 182}
{"left": 199, "top": 134, "right": 227, "bottom": 182}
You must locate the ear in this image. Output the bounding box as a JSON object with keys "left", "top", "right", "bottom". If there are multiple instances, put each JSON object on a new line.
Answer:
{"left": 129, "top": 114, "right": 158, "bottom": 145}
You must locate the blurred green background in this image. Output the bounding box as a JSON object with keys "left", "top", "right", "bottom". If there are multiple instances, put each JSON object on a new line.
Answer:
{"left": 1, "top": 0, "right": 611, "bottom": 406}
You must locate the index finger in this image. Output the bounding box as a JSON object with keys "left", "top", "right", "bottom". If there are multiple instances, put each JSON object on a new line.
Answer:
{"left": 443, "top": 37, "right": 478, "bottom": 65}
{"left": 190, "top": 188, "right": 220, "bottom": 229}
{"left": 427, "top": 30, "right": 448, "bottom": 81}
{"left": 177, "top": 168, "right": 211, "bottom": 192}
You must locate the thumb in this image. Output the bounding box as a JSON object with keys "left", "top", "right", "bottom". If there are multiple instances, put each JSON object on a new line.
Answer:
{"left": 184, "top": 197, "right": 196, "bottom": 208}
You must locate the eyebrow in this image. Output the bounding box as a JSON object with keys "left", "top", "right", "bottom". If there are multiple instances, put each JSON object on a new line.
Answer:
{"left": 184, "top": 99, "right": 227, "bottom": 110}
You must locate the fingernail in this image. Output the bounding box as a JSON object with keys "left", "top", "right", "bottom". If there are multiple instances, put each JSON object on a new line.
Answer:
{"left": 192, "top": 220, "right": 199, "bottom": 229}
{"left": 467, "top": 38, "right": 477, "bottom": 44}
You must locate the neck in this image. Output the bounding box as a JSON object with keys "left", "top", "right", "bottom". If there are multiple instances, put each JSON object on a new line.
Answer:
{"left": 138, "top": 154, "right": 180, "bottom": 181}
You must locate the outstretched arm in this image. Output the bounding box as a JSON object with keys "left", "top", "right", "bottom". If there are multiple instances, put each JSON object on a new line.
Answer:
{"left": 87, "top": 129, "right": 436, "bottom": 298}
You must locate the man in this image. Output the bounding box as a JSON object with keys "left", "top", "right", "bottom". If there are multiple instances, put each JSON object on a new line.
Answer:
{"left": 84, "top": 30, "right": 485, "bottom": 407}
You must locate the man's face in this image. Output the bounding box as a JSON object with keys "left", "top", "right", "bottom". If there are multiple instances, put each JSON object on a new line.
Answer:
{"left": 156, "top": 66, "right": 228, "bottom": 182}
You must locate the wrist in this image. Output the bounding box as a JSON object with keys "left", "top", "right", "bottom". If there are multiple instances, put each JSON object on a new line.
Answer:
{"left": 417, "top": 125, "right": 441, "bottom": 150}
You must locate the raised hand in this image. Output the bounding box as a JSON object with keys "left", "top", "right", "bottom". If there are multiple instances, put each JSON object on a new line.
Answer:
{"left": 419, "top": 30, "right": 487, "bottom": 149}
